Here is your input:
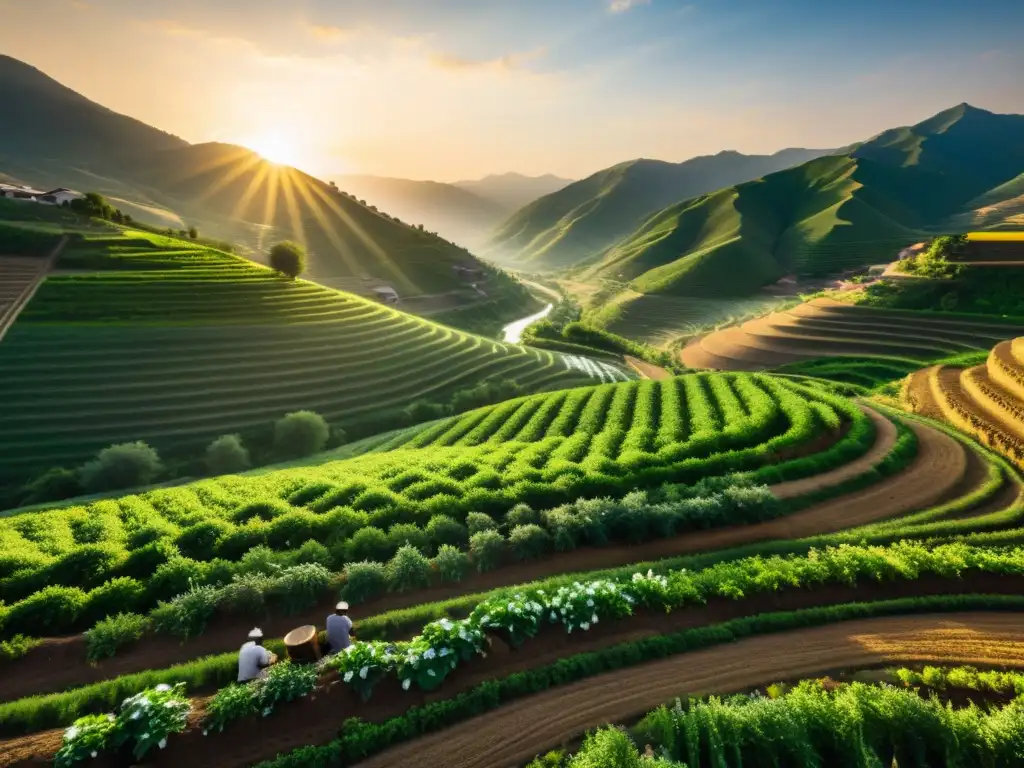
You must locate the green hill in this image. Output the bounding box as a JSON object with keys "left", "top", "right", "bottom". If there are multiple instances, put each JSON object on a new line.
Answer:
{"left": 587, "top": 104, "right": 1024, "bottom": 304}
{"left": 0, "top": 228, "right": 629, "bottom": 499}
{"left": 486, "top": 149, "right": 831, "bottom": 271}
{"left": 0, "top": 56, "right": 535, "bottom": 321}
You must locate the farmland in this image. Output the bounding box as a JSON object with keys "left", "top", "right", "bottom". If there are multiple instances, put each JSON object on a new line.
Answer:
{"left": 0, "top": 229, "right": 625, "bottom": 497}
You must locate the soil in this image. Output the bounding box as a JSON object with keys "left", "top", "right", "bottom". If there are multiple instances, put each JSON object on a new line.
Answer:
{"left": 0, "top": 409, "right": 971, "bottom": 705}
{"left": 623, "top": 355, "right": 671, "bottom": 380}
{"left": 5, "top": 573, "right": 1024, "bottom": 768}
{"left": 351, "top": 610, "right": 1024, "bottom": 768}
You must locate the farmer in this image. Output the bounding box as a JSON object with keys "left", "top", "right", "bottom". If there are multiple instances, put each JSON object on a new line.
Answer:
{"left": 237, "top": 627, "right": 278, "bottom": 682}
{"left": 325, "top": 601, "right": 355, "bottom": 654}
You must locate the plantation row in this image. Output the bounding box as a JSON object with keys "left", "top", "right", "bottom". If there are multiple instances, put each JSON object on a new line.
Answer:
{"left": 681, "top": 297, "right": 1024, "bottom": 371}
{"left": 0, "top": 230, "right": 619, "bottom": 489}
{"left": 30, "top": 540, "right": 1024, "bottom": 766}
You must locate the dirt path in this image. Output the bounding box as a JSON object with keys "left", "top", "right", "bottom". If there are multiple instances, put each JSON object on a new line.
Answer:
{"left": 623, "top": 355, "right": 671, "bottom": 380}
{"left": 0, "top": 235, "right": 66, "bottom": 344}
{"left": 354, "top": 612, "right": 1024, "bottom": 768}
{"left": 0, "top": 409, "right": 971, "bottom": 704}
{"left": 770, "top": 406, "right": 895, "bottom": 499}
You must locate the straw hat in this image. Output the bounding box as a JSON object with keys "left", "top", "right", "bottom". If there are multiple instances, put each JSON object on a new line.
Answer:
{"left": 248, "top": 627, "right": 264, "bottom": 639}
{"left": 336, "top": 601, "right": 349, "bottom": 611}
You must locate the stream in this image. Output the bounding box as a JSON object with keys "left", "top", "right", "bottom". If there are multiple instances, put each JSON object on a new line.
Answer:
{"left": 502, "top": 303, "right": 553, "bottom": 343}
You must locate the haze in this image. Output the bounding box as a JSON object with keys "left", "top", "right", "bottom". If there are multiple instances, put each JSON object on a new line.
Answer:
{"left": 2, "top": 0, "right": 1023, "bottom": 181}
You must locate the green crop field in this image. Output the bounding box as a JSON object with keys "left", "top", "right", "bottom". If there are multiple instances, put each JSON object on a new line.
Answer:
{"left": 0, "top": 229, "right": 628, "bottom": 495}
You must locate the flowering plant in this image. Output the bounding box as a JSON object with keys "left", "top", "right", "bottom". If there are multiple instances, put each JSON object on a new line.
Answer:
{"left": 322, "top": 641, "right": 400, "bottom": 701}
{"left": 53, "top": 713, "right": 117, "bottom": 768}
{"left": 253, "top": 661, "right": 318, "bottom": 716}
{"left": 470, "top": 592, "right": 545, "bottom": 645}
{"left": 396, "top": 617, "right": 484, "bottom": 692}
{"left": 628, "top": 569, "right": 672, "bottom": 612}
{"left": 547, "top": 579, "right": 632, "bottom": 632}
{"left": 113, "top": 682, "right": 191, "bottom": 759}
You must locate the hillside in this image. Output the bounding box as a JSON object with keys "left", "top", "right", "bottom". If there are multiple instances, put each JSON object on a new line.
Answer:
{"left": 454, "top": 172, "right": 573, "bottom": 212}
{"left": 331, "top": 174, "right": 507, "bottom": 249}
{"left": 0, "top": 56, "right": 535, "bottom": 319}
{"left": 584, "top": 103, "right": 1024, "bottom": 324}
{"left": 486, "top": 148, "right": 831, "bottom": 270}
{"left": 0, "top": 228, "right": 628, "bottom": 498}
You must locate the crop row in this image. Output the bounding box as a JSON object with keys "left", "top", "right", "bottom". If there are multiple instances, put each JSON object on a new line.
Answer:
{"left": 929, "top": 365, "right": 1024, "bottom": 464}
{"left": 32, "top": 540, "right": 1024, "bottom": 762}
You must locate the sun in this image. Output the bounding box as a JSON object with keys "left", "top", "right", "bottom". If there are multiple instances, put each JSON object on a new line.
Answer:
{"left": 241, "top": 132, "right": 301, "bottom": 168}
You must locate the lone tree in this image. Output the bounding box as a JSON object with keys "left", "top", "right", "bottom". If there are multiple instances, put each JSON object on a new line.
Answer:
{"left": 79, "top": 441, "right": 163, "bottom": 493}
{"left": 205, "top": 434, "right": 251, "bottom": 475}
{"left": 273, "top": 410, "right": 329, "bottom": 458}
{"left": 269, "top": 241, "right": 306, "bottom": 279}
{"left": 188, "top": 226, "right": 198, "bottom": 240}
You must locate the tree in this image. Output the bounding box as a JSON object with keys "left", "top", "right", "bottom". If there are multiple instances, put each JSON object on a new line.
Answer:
{"left": 21, "top": 467, "right": 83, "bottom": 505}
{"left": 79, "top": 442, "right": 163, "bottom": 493}
{"left": 70, "top": 192, "right": 114, "bottom": 220}
{"left": 188, "top": 226, "right": 198, "bottom": 240}
{"left": 273, "top": 411, "right": 329, "bottom": 458}
{"left": 268, "top": 241, "right": 306, "bottom": 279}
{"left": 205, "top": 434, "right": 251, "bottom": 475}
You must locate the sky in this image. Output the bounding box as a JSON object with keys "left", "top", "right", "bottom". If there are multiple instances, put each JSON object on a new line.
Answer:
{"left": 2, "top": 0, "right": 1023, "bottom": 182}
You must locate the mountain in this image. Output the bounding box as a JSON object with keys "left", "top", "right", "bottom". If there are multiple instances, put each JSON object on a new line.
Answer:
{"left": 486, "top": 148, "right": 832, "bottom": 270}
{"left": 331, "top": 174, "right": 508, "bottom": 249}
{"left": 0, "top": 55, "right": 536, "bottom": 315}
{"left": 587, "top": 104, "right": 1024, "bottom": 303}
{"left": 454, "top": 172, "right": 573, "bottom": 212}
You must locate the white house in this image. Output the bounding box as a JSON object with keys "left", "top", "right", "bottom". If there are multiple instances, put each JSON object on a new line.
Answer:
{"left": 39, "top": 188, "right": 81, "bottom": 206}
{"left": 0, "top": 184, "right": 82, "bottom": 206}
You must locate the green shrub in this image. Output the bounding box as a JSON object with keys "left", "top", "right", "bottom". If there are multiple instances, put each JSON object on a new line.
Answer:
{"left": 385, "top": 545, "right": 431, "bottom": 593}
{"left": 257, "top": 661, "right": 319, "bottom": 714}
{"left": 341, "top": 561, "right": 387, "bottom": 604}
{"left": 84, "top": 613, "right": 151, "bottom": 662}
{"left": 147, "top": 558, "right": 209, "bottom": 603}
{"left": 432, "top": 545, "right": 468, "bottom": 583}
{"left": 238, "top": 545, "right": 288, "bottom": 575}
{"left": 508, "top": 524, "right": 551, "bottom": 562}
{"left": 387, "top": 523, "right": 430, "bottom": 554}
{"left": 425, "top": 515, "right": 468, "bottom": 549}
{"left": 274, "top": 411, "right": 329, "bottom": 459}
{"left": 175, "top": 519, "right": 232, "bottom": 561}
{"left": 119, "top": 539, "right": 178, "bottom": 581}
{"left": 466, "top": 512, "right": 498, "bottom": 535}
{"left": 113, "top": 683, "right": 191, "bottom": 759}
{"left": 568, "top": 728, "right": 645, "bottom": 768}
{"left": 151, "top": 584, "right": 220, "bottom": 639}
{"left": 345, "top": 527, "right": 393, "bottom": 563}
{"left": 205, "top": 435, "right": 251, "bottom": 475}
{"left": 267, "top": 563, "right": 332, "bottom": 614}
{"left": 2, "top": 586, "right": 87, "bottom": 637}
{"left": 219, "top": 572, "right": 273, "bottom": 616}
{"left": 0, "top": 634, "right": 42, "bottom": 662}
{"left": 469, "top": 530, "right": 505, "bottom": 572}
{"left": 20, "top": 467, "right": 83, "bottom": 505}
{"left": 78, "top": 441, "right": 163, "bottom": 493}
{"left": 504, "top": 503, "right": 538, "bottom": 528}
{"left": 82, "top": 577, "right": 145, "bottom": 625}
{"left": 268, "top": 241, "right": 306, "bottom": 279}
{"left": 291, "top": 540, "right": 331, "bottom": 568}
{"left": 53, "top": 712, "right": 118, "bottom": 768}
{"left": 203, "top": 684, "right": 258, "bottom": 734}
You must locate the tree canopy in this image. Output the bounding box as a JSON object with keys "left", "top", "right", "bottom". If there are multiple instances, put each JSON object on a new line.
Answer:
{"left": 269, "top": 241, "right": 307, "bottom": 279}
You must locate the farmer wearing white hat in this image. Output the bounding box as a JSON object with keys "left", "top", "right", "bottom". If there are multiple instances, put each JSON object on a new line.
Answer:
{"left": 237, "top": 627, "right": 278, "bottom": 682}
{"left": 325, "top": 601, "right": 355, "bottom": 655}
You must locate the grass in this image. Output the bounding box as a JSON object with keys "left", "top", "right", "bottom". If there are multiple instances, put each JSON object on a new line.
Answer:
{"left": 0, "top": 228, "right": 623, "bottom": 494}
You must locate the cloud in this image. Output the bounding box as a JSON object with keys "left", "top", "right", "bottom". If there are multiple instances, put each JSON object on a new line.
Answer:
{"left": 429, "top": 47, "right": 547, "bottom": 74}
{"left": 307, "top": 23, "right": 352, "bottom": 42}
{"left": 609, "top": 0, "right": 650, "bottom": 13}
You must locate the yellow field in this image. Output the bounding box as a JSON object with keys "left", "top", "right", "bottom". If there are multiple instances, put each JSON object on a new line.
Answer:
{"left": 967, "top": 231, "right": 1024, "bottom": 241}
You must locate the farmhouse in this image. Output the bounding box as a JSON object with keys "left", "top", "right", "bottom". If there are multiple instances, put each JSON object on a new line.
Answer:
{"left": 0, "top": 184, "right": 81, "bottom": 205}
{"left": 371, "top": 285, "right": 399, "bottom": 304}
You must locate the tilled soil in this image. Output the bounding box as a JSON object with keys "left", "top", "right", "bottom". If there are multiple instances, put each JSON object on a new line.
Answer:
{"left": 0, "top": 409, "right": 970, "bottom": 705}
{"left": 354, "top": 611, "right": 1024, "bottom": 768}
{"left": 5, "top": 573, "right": 1024, "bottom": 768}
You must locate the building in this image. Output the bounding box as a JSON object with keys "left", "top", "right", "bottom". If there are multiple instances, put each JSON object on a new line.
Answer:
{"left": 39, "top": 188, "right": 81, "bottom": 206}
{"left": 0, "top": 184, "right": 82, "bottom": 205}
{"left": 371, "top": 286, "right": 400, "bottom": 305}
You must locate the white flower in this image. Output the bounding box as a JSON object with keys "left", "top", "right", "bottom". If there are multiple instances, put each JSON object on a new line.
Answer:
{"left": 402, "top": 679, "right": 411, "bottom": 690}
{"left": 423, "top": 648, "right": 436, "bottom": 660}
{"left": 592, "top": 614, "right": 598, "bottom": 623}
{"left": 141, "top": 733, "right": 150, "bottom": 740}
{"left": 155, "top": 684, "right": 172, "bottom": 692}
{"left": 203, "top": 731, "right": 209, "bottom": 737}
{"left": 550, "top": 612, "right": 557, "bottom": 621}
{"left": 91, "top": 751, "right": 98, "bottom": 758}
{"left": 159, "top": 739, "right": 167, "bottom": 750}
{"left": 164, "top": 701, "right": 178, "bottom": 709}
{"left": 106, "top": 714, "right": 115, "bottom": 722}
{"left": 439, "top": 618, "right": 453, "bottom": 630}
{"left": 359, "top": 666, "right": 369, "bottom": 679}
{"left": 65, "top": 726, "right": 80, "bottom": 741}
{"left": 439, "top": 647, "right": 450, "bottom": 657}
{"left": 586, "top": 599, "right": 594, "bottom": 607}
{"left": 343, "top": 671, "right": 354, "bottom": 683}
{"left": 344, "top": 645, "right": 356, "bottom": 654}
{"left": 581, "top": 622, "right": 591, "bottom": 631}
{"left": 427, "top": 669, "right": 436, "bottom": 677}
{"left": 262, "top": 707, "right": 272, "bottom": 717}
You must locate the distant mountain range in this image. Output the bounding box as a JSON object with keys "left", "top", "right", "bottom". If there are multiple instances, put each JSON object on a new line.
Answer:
{"left": 485, "top": 148, "right": 833, "bottom": 270}
{"left": 453, "top": 173, "right": 573, "bottom": 212}
{"left": 0, "top": 55, "right": 529, "bottom": 303}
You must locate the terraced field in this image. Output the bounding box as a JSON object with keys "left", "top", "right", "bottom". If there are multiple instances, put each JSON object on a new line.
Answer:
{"left": 3, "top": 358, "right": 1024, "bottom": 768}
{"left": 0, "top": 231, "right": 625, "bottom": 493}
{"left": 681, "top": 297, "right": 1024, "bottom": 371}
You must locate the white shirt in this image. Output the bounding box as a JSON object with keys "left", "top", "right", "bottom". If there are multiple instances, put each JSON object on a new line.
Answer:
{"left": 238, "top": 641, "right": 270, "bottom": 682}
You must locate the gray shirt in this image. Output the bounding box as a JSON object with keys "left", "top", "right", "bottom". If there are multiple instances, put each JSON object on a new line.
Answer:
{"left": 325, "top": 613, "right": 353, "bottom": 653}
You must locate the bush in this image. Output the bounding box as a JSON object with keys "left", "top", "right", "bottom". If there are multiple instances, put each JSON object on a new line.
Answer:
{"left": 147, "top": 558, "right": 208, "bottom": 603}
{"left": 269, "top": 241, "right": 307, "bottom": 279}
{"left": 404, "top": 400, "right": 449, "bottom": 423}
{"left": 0, "top": 634, "right": 42, "bottom": 662}
{"left": 466, "top": 512, "right": 498, "bottom": 535}
{"left": 256, "top": 661, "right": 318, "bottom": 713}
{"left": 387, "top": 523, "right": 430, "bottom": 555}
{"left": 204, "top": 684, "right": 258, "bottom": 734}
{"left": 385, "top": 545, "right": 431, "bottom": 593}
{"left": 151, "top": 584, "right": 220, "bottom": 639}
{"left": 504, "top": 503, "right": 537, "bottom": 528}
{"left": 432, "top": 545, "right": 468, "bottom": 583}
{"left": 219, "top": 572, "right": 273, "bottom": 616}
{"left": 175, "top": 519, "right": 232, "bottom": 560}
{"left": 205, "top": 435, "right": 251, "bottom": 475}
{"left": 2, "top": 586, "right": 87, "bottom": 636}
{"left": 82, "top": 577, "right": 146, "bottom": 624}
{"left": 345, "top": 527, "right": 394, "bottom": 564}
{"left": 20, "top": 467, "right": 83, "bottom": 505}
{"left": 113, "top": 683, "right": 190, "bottom": 759}
{"left": 274, "top": 411, "right": 330, "bottom": 459}
{"left": 341, "top": 561, "right": 387, "bottom": 604}
{"left": 78, "top": 442, "right": 163, "bottom": 493}
{"left": 469, "top": 530, "right": 505, "bottom": 572}
{"left": 267, "top": 563, "right": 332, "bottom": 614}
{"left": 508, "top": 524, "right": 551, "bottom": 562}
{"left": 426, "top": 515, "right": 468, "bottom": 549}
{"left": 291, "top": 540, "right": 332, "bottom": 568}
{"left": 84, "top": 613, "right": 151, "bottom": 662}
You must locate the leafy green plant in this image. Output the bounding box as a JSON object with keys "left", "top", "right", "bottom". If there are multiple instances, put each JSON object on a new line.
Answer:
{"left": 53, "top": 713, "right": 118, "bottom": 768}
{"left": 466, "top": 512, "right": 498, "bottom": 535}
{"left": 341, "top": 561, "right": 387, "bottom": 604}
{"left": 254, "top": 662, "right": 318, "bottom": 715}
{"left": 508, "top": 524, "right": 551, "bottom": 561}
{"left": 203, "top": 683, "right": 258, "bottom": 734}
{"left": 113, "top": 683, "right": 191, "bottom": 758}
{"left": 432, "top": 544, "right": 468, "bottom": 583}
{"left": 151, "top": 583, "right": 220, "bottom": 639}
{"left": 469, "top": 530, "right": 505, "bottom": 572}
{"left": 0, "top": 634, "right": 41, "bottom": 662}
{"left": 321, "top": 641, "right": 399, "bottom": 701}
{"left": 84, "top": 613, "right": 151, "bottom": 662}
{"left": 385, "top": 545, "right": 431, "bottom": 593}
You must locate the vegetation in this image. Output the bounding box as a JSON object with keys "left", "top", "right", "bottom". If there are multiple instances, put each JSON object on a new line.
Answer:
{"left": 897, "top": 234, "right": 967, "bottom": 278}
{"left": 268, "top": 241, "right": 306, "bottom": 279}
